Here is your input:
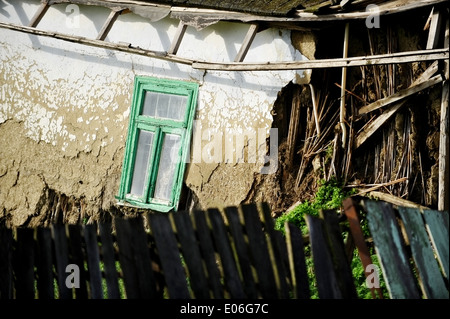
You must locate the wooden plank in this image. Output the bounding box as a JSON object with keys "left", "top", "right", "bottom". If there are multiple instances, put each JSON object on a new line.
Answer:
{"left": 172, "top": 211, "right": 210, "bottom": 298}
{"left": 234, "top": 23, "right": 258, "bottom": 62}
{"left": 67, "top": 225, "right": 88, "bottom": 299}
{"left": 241, "top": 204, "right": 277, "bottom": 299}
{"left": 148, "top": 213, "right": 190, "bottom": 299}
{"left": 364, "top": 199, "right": 421, "bottom": 299}
{"left": 423, "top": 209, "right": 449, "bottom": 279}
{"left": 438, "top": 81, "right": 449, "bottom": 211}
{"left": 96, "top": 10, "right": 121, "bottom": 41}
{"left": 192, "top": 48, "right": 449, "bottom": 71}
{"left": 358, "top": 74, "right": 444, "bottom": 115}
{"left": 207, "top": 208, "right": 245, "bottom": 298}
{"left": 114, "top": 217, "right": 140, "bottom": 299}
{"left": 51, "top": 224, "right": 72, "bottom": 299}
{"left": 193, "top": 210, "right": 224, "bottom": 298}
{"left": 366, "top": 191, "right": 430, "bottom": 210}
{"left": 426, "top": 7, "right": 443, "bottom": 49}
{"left": 98, "top": 222, "right": 120, "bottom": 299}
{"left": 224, "top": 206, "right": 258, "bottom": 298}
{"left": 284, "top": 222, "right": 310, "bottom": 299}
{"left": 0, "top": 224, "right": 13, "bottom": 299}
{"left": 28, "top": 1, "right": 50, "bottom": 28}
{"left": 355, "top": 100, "right": 407, "bottom": 148}
{"left": 126, "top": 216, "right": 158, "bottom": 299}
{"left": 0, "top": 22, "right": 193, "bottom": 65}
{"left": 83, "top": 224, "right": 103, "bottom": 299}
{"left": 36, "top": 227, "right": 54, "bottom": 299}
{"left": 259, "top": 202, "right": 290, "bottom": 298}
{"left": 13, "top": 228, "right": 35, "bottom": 299}
{"left": 305, "top": 215, "right": 343, "bottom": 299}
{"left": 168, "top": 20, "right": 188, "bottom": 55}
{"left": 343, "top": 198, "right": 383, "bottom": 299}
{"left": 320, "top": 209, "right": 357, "bottom": 299}
{"left": 397, "top": 207, "right": 448, "bottom": 298}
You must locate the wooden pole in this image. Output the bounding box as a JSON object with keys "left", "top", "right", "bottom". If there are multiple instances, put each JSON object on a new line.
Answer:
{"left": 438, "top": 15, "right": 449, "bottom": 211}
{"left": 340, "top": 22, "right": 349, "bottom": 148}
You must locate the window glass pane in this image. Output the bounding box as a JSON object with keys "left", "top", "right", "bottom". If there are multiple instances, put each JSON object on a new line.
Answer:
{"left": 153, "top": 134, "right": 181, "bottom": 202}
{"left": 142, "top": 91, "right": 187, "bottom": 121}
{"left": 130, "top": 130, "right": 154, "bottom": 197}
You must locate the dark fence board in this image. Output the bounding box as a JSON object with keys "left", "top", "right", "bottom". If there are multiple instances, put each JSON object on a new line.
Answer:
{"left": 241, "top": 204, "right": 277, "bottom": 299}
{"left": 83, "top": 224, "right": 103, "bottom": 299}
{"left": 51, "top": 224, "right": 72, "bottom": 299}
{"left": 148, "top": 213, "right": 190, "bottom": 299}
{"left": 98, "top": 222, "right": 120, "bottom": 299}
{"left": 259, "top": 202, "right": 290, "bottom": 298}
{"left": 114, "top": 217, "right": 140, "bottom": 298}
{"left": 398, "top": 207, "right": 448, "bottom": 299}
{"left": 0, "top": 225, "right": 13, "bottom": 299}
{"left": 224, "top": 206, "right": 258, "bottom": 299}
{"left": 67, "top": 225, "right": 88, "bottom": 299}
{"left": 13, "top": 228, "right": 35, "bottom": 299}
{"left": 207, "top": 208, "right": 245, "bottom": 298}
{"left": 36, "top": 227, "right": 54, "bottom": 299}
{"left": 364, "top": 200, "right": 421, "bottom": 299}
{"left": 193, "top": 210, "right": 224, "bottom": 299}
{"left": 172, "top": 211, "right": 210, "bottom": 298}
{"left": 285, "top": 222, "right": 310, "bottom": 299}
{"left": 423, "top": 209, "right": 449, "bottom": 279}
{"left": 127, "top": 216, "right": 158, "bottom": 299}
{"left": 306, "top": 214, "right": 343, "bottom": 299}
{"left": 320, "top": 209, "right": 357, "bottom": 299}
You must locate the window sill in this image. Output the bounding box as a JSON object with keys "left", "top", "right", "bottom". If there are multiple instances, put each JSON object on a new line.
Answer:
{"left": 115, "top": 198, "right": 174, "bottom": 213}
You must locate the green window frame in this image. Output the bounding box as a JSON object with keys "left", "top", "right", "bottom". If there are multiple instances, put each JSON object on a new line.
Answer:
{"left": 116, "top": 76, "right": 198, "bottom": 212}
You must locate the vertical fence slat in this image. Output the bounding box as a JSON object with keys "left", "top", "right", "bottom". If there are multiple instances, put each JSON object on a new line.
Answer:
{"left": 127, "top": 216, "right": 158, "bottom": 299}
{"left": 114, "top": 217, "right": 140, "bottom": 299}
{"left": 172, "top": 211, "right": 210, "bottom": 298}
{"left": 398, "top": 207, "right": 448, "bottom": 299}
{"left": 207, "top": 208, "right": 245, "bottom": 299}
{"left": 13, "top": 228, "right": 35, "bottom": 299}
{"left": 423, "top": 209, "right": 449, "bottom": 279}
{"left": 67, "top": 225, "right": 88, "bottom": 299}
{"left": 364, "top": 200, "right": 421, "bottom": 299}
{"left": 83, "top": 224, "right": 103, "bottom": 299}
{"left": 51, "top": 224, "right": 72, "bottom": 299}
{"left": 285, "top": 222, "right": 310, "bottom": 299}
{"left": 0, "top": 224, "right": 13, "bottom": 299}
{"left": 148, "top": 213, "right": 190, "bottom": 299}
{"left": 320, "top": 209, "right": 357, "bottom": 299}
{"left": 98, "top": 222, "right": 120, "bottom": 299}
{"left": 193, "top": 210, "right": 224, "bottom": 299}
{"left": 241, "top": 204, "right": 277, "bottom": 299}
{"left": 224, "top": 206, "right": 258, "bottom": 299}
{"left": 36, "top": 227, "right": 54, "bottom": 299}
{"left": 259, "top": 202, "right": 290, "bottom": 298}
{"left": 306, "top": 214, "right": 343, "bottom": 299}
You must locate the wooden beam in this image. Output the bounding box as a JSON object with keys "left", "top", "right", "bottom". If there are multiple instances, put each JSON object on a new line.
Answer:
{"left": 0, "top": 22, "right": 193, "bottom": 65}
{"left": 168, "top": 20, "right": 188, "bottom": 55}
{"left": 192, "top": 48, "right": 449, "bottom": 71}
{"left": 438, "top": 17, "right": 449, "bottom": 211}
{"left": 366, "top": 191, "right": 429, "bottom": 210}
{"left": 426, "top": 7, "right": 443, "bottom": 49}
{"left": 28, "top": 1, "right": 50, "bottom": 28}
{"left": 234, "top": 23, "right": 258, "bottom": 62}
{"left": 96, "top": 9, "right": 121, "bottom": 41}
{"left": 355, "top": 61, "right": 439, "bottom": 148}
{"left": 358, "top": 74, "right": 444, "bottom": 115}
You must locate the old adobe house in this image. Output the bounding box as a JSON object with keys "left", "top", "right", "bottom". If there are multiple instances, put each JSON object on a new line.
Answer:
{"left": 0, "top": 0, "right": 448, "bottom": 226}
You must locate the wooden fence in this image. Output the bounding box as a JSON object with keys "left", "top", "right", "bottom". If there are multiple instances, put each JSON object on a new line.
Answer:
{"left": 0, "top": 199, "right": 448, "bottom": 299}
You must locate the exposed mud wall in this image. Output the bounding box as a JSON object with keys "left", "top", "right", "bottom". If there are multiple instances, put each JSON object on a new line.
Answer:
{"left": 0, "top": 0, "right": 308, "bottom": 225}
